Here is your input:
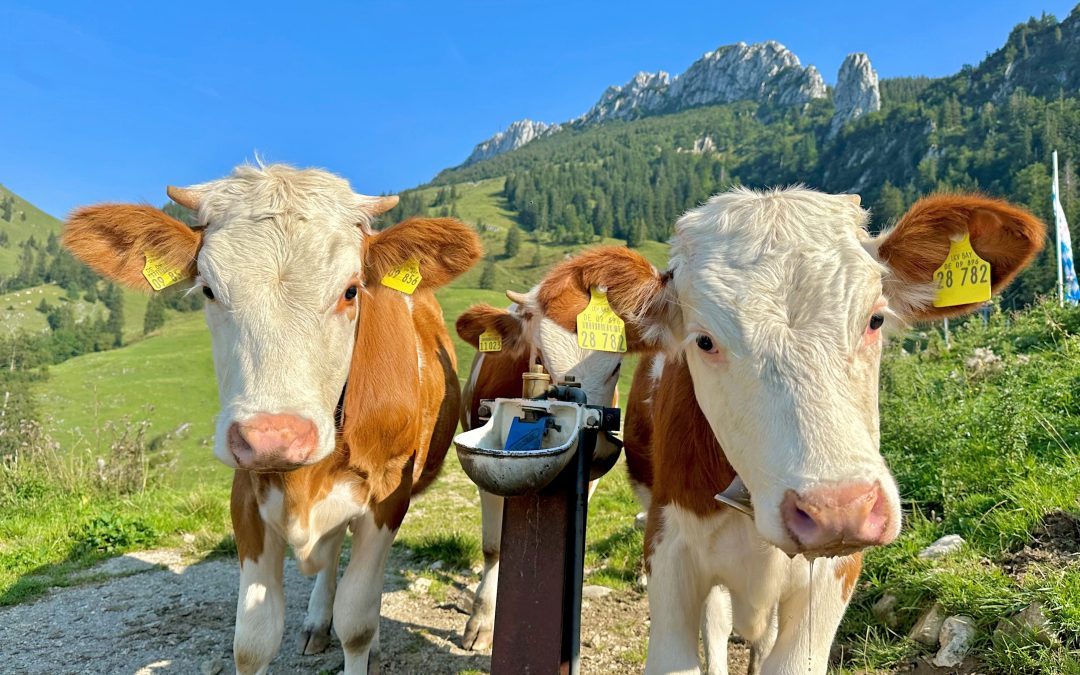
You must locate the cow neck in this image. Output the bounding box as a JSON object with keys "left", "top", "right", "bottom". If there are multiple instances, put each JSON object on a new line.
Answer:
{"left": 649, "top": 357, "right": 738, "bottom": 516}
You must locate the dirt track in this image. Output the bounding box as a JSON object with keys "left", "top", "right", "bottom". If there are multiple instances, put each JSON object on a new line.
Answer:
{"left": 0, "top": 547, "right": 749, "bottom": 674}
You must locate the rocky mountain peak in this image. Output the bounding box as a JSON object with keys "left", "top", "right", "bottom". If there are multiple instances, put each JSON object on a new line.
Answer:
{"left": 577, "top": 71, "right": 671, "bottom": 125}
{"left": 463, "top": 119, "right": 560, "bottom": 167}
{"left": 829, "top": 52, "right": 881, "bottom": 137}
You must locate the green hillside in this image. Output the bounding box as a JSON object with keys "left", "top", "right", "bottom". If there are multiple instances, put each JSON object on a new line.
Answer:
{"left": 0, "top": 183, "right": 64, "bottom": 277}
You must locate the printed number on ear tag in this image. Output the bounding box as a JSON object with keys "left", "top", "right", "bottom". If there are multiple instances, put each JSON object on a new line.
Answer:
{"left": 933, "top": 233, "right": 991, "bottom": 308}
{"left": 381, "top": 259, "right": 422, "bottom": 294}
{"left": 478, "top": 329, "right": 502, "bottom": 353}
{"left": 576, "top": 287, "right": 627, "bottom": 353}
{"left": 142, "top": 253, "right": 185, "bottom": 291}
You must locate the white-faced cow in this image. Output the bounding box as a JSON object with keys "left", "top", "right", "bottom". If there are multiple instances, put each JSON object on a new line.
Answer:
{"left": 62, "top": 163, "right": 482, "bottom": 675}
{"left": 452, "top": 256, "right": 626, "bottom": 649}
{"left": 531, "top": 188, "right": 1044, "bottom": 674}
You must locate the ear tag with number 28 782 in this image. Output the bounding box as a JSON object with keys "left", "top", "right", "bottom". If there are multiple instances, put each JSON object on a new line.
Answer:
{"left": 932, "top": 233, "right": 991, "bottom": 308}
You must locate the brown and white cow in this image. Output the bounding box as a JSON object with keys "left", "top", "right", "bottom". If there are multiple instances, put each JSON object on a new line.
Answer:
{"left": 452, "top": 254, "right": 628, "bottom": 649}
{"left": 532, "top": 188, "right": 1044, "bottom": 674}
{"left": 62, "top": 163, "right": 481, "bottom": 675}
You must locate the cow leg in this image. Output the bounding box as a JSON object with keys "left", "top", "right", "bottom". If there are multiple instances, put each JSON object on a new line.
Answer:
{"left": 742, "top": 605, "right": 777, "bottom": 675}
{"left": 299, "top": 526, "right": 347, "bottom": 655}
{"left": 644, "top": 515, "right": 711, "bottom": 674}
{"left": 464, "top": 489, "right": 502, "bottom": 650}
{"left": 233, "top": 529, "right": 286, "bottom": 675}
{"left": 335, "top": 510, "right": 396, "bottom": 675}
{"left": 700, "top": 584, "right": 732, "bottom": 675}
{"left": 760, "top": 560, "right": 848, "bottom": 674}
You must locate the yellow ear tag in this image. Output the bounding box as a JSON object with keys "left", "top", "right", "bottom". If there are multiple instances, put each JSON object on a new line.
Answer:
{"left": 932, "top": 233, "right": 991, "bottom": 307}
{"left": 478, "top": 329, "right": 502, "bottom": 353}
{"left": 576, "top": 287, "right": 627, "bottom": 353}
{"left": 381, "top": 258, "right": 422, "bottom": 294}
{"left": 142, "top": 252, "right": 185, "bottom": 291}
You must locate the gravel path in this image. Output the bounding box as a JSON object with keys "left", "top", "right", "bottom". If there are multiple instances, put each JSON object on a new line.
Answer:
{"left": 0, "top": 547, "right": 749, "bottom": 674}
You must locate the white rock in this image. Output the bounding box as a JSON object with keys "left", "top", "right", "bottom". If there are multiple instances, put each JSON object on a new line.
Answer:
{"left": 996, "top": 601, "right": 1056, "bottom": 645}
{"left": 871, "top": 593, "right": 899, "bottom": 628}
{"left": 199, "top": 659, "right": 223, "bottom": 675}
{"left": 933, "top": 615, "right": 977, "bottom": 668}
{"left": 919, "top": 534, "right": 966, "bottom": 559}
{"left": 408, "top": 577, "right": 432, "bottom": 594}
{"left": 581, "top": 584, "right": 613, "bottom": 600}
{"left": 428, "top": 560, "right": 445, "bottom": 571}
{"left": 829, "top": 52, "right": 881, "bottom": 137}
{"left": 910, "top": 602, "right": 946, "bottom": 646}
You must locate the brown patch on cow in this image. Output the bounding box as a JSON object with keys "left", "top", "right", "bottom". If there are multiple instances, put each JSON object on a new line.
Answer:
{"left": 341, "top": 625, "right": 376, "bottom": 656}
{"left": 649, "top": 359, "right": 736, "bottom": 516}
{"left": 340, "top": 286, "right": 427, "bottom": 501}
{"left": 62, "top": 204, "right": 201, "bottom": 292}
{"left": 835, "top": 552, "right": 862, "bottom": 601}
{"left": 623, "top": 353, "right": 656, "bottom": 491}
{"left": 364, "top": 217, "right": 482, "bottom": 290}
{"left": 460, "top": 348, "right": 533, "bottom": 430}
{"left": 456, "top": 304, "right": 530, "bottom": 354}
{"left": 373, "top": 456, "right": 416, "bottom": 530}
{"left": 876, "top": 194, "right": 1045, "bottom": 320}
{"left": 230, "top": 470, "right": 266, "bottom": 564}
{"left": 534, "top": 246, "right": 671, "bottom": 350}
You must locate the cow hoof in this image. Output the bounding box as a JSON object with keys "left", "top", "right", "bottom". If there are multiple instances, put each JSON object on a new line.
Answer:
{"left": 462, "top": 618, "right": 494, "bottom": 651}
{"left": 299, "top": 624, "right": 333, "bottom": 655}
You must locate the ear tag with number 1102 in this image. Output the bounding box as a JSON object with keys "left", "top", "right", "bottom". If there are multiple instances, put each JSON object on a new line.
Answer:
{"left": 576, "top": 287, "right": 627, "bottom": 353}
{"left": 932, "top": 233, "right": 991, "bottom": 308}
{"left": 479, "top": 329, "right": 502, "bottom": 352}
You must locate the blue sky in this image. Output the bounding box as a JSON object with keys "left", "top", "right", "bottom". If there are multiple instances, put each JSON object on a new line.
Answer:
{"left": 0, "top": 1, "right": 1074, "bottom": 217}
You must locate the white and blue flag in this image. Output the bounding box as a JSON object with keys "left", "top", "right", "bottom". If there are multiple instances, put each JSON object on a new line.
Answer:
{"left": 1053, "top": 151, "right": 1080, "bottom": 305}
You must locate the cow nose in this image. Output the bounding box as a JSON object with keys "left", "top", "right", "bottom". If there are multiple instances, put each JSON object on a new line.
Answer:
{"left": 228, "top": 413, "right": 318, "bottom": 470}
{"left": 780, "top": 482, "right": 893, "bottom": 554}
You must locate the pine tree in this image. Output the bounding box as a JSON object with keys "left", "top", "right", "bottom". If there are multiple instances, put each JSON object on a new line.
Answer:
{"left": 143, "top": 294, "right": 166, "bottom": 334}
{"left": 479, "top": 259, "right": 497, "bottom": 290}
{"left": 103, "top": 283, "right": 125, "bottom": 347}
{"left": 504, "top": 226, "right": 522, "bottom": 258}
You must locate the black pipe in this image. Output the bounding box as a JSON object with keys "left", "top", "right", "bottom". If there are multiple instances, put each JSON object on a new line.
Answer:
{"left": 533, "top": 384, "right": 588, "bottom": 406}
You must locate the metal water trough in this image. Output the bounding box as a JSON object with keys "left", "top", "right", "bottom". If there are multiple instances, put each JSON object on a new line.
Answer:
{"left": 454, "top": 375, "right": 621, "bottom": 675}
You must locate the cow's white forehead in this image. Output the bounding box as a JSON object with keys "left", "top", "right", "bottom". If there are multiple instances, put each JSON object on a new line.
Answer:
{"left": 194, "top": 163, "right": 374, "bottom": 232}
{"left": 669, "top": 187, "right": 884, "bottom": 358}
{"left": 193, "top": 164, "right": 367, "bottom": 301}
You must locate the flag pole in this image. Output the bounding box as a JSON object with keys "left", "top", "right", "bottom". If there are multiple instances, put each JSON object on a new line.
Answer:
{"left": 1054, "top": 150, "right": 1064, "bottom": 307}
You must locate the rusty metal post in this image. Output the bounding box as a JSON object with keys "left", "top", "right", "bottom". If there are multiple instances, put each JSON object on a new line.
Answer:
{"left": 489, "top": 428, "right": 595, "bottom": 675}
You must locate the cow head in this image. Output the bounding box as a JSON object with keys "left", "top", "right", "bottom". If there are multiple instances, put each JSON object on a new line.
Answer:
{"left": 63, "top": 163, "right": 480, "bottom": 472}
{"left": 541, "top": 188, "right": 1043, "bottom": 557}
{"left": 455, "top": 249, "right": 651, "bottom": 408}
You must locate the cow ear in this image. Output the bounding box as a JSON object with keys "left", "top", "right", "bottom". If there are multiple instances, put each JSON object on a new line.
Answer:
{"left": 535, "top": 246, "right": 673, "bottom": 351}
{"left": 455, "top": 304, "right": 529, "bottom": 353}
{"left": 63, "top": 205, "right": 201, "bottom": 292}
{"left": 364, "top": 217, "right": 482, "bottom": 290}
{"left": 871, "top": 194, "right": 1046, "bottom": 322}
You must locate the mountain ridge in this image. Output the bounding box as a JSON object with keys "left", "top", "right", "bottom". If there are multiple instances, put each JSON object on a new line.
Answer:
{"left": 461, "top": 40, "right": 878, "bottom": 167}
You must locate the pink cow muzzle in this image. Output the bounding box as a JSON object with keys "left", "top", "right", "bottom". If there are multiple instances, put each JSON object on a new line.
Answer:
{"left": 228, "top": 413, "right": 318, "bottom": 471}
{"left": 780, "top": 481, "right": 894, "bottom": 557}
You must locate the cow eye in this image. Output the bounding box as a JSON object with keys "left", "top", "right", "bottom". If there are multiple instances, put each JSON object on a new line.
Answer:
{"left": 868, "top": 314, "right": 884, "bottom": 331}
{"left": 344, "top": 285, "right": 358, "bottom": 301}
{"left": 202, "top": 286, "right": 215, "bottom": 301}
{"left": 696, "top": 334, "right": 715, "bottom": 352}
